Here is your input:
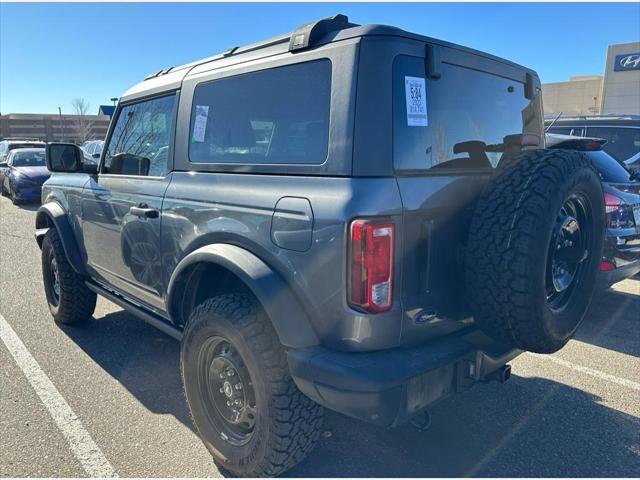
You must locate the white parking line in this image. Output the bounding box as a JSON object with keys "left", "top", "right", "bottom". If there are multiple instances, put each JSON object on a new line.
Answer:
{"left": 530, "top": 353, "right": 640, "bottom": 391}
{"left": 0, "top": 313, "right": 117, "bottom": 478}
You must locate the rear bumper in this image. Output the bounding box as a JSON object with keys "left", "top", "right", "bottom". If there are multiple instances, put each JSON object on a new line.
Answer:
{"left": 597, "top": 259, "right": 640, "bottom": 288}
{"left": 287, "top": 328, "right": 520, "bottom": 427}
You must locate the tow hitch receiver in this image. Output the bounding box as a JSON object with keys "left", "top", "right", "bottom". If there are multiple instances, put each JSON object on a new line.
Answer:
{"left": 483, "top": 364, "right": 512, "bottom": 384}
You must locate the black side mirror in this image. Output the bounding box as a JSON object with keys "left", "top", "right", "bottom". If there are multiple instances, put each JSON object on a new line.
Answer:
{"left": 83, "top": 163, "right": 98, "bottom": 175}
{"left": 92, "top": 152, "right": 101, "bottom": 159}
{"left": 0, "top": 161, "right": 8, "bottom": 168}
{"left": 46, "top": 143, "right": 83, "bottom": 172}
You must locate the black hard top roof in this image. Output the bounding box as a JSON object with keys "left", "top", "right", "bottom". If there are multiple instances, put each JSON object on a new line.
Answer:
{"left": 124, "top": 14, "right": 537, "bottom": 99}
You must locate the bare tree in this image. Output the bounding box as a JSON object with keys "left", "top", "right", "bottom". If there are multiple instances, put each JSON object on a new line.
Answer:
{"left": 71, "top": 98, "right": 93, "bottom": 143}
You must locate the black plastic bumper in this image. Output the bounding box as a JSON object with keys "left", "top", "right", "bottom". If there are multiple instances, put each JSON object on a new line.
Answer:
{"left": 287, "top": 328, "right": 520, "bottom": 427}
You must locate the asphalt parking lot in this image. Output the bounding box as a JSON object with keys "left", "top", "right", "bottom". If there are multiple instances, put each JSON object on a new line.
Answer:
{"left": 1, "top": 194, "right": 638, "bottom": 477}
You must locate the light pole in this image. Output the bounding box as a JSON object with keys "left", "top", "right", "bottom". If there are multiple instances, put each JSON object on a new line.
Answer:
{"left": 110, "top": 97, "right": 118, "bottom": 107}
{"left": 58, "top": 107, "right": 65, "bottom": 141}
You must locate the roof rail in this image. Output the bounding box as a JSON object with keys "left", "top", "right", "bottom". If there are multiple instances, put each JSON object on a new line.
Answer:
{"left": 144, "top": 66, "right": 174, "bottom": 81}
{"left": 288, "top": 14, "right": 356, "bottom": 52}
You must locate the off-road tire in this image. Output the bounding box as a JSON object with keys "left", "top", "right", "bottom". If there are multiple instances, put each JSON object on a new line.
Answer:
{"left": 181, "top": 293, "right": 323, "bottom": 477}
{"left": 41, "top": 228, "right": 96, "bottom": 324}
{"left": 466, "top": 149, "right": 604, "bottom": 353}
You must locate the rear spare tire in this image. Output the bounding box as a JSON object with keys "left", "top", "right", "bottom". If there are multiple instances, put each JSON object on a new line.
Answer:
{"left": 466, "top": 149, "right": 604, "bottom": 353}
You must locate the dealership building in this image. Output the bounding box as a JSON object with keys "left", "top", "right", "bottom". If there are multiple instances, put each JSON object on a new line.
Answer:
{"left": 0, "top": 106, "right": 114, "bottom": 144}
{"left": 543, "top": 41, "right": 640, "bottom": 116}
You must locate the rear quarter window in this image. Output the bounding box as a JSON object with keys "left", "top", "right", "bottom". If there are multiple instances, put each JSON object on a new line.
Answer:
{"left": 393, "top": 55, "right": 543, "bottom": 172}
{"left": 188, "top": 59, "right": 331, "bottom": 166}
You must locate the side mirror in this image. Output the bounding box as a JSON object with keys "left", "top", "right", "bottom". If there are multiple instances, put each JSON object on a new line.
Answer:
{"left": 83, "top": 163, "right": 98, "bottom": 175}
{"left": 0, "top": 161, "right": 8, "bottom": 168}
{"left": 92, "top": 153, "right": 101, "bottom": 159}
{"left": 46, "top": 143, "right": 83, "bottom": 173}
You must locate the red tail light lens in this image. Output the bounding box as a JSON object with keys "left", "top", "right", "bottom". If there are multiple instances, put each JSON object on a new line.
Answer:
{"left": 348, "top": 219, "right": 394, "bottom": 313}
{"left": 604, "top": 192, "right": 622, "bottom": 214}
{"left": 599, "top": 260, "right": 616, "bottom": 271}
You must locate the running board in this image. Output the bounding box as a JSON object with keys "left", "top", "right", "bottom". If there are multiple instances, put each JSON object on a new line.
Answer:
{"left": 85, "top": 281, "right": 183, "bottom": 341}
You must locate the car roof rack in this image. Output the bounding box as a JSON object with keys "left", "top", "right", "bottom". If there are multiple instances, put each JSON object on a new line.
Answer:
{"left": 288, "top": 14, "right": 357, "bottom": 52}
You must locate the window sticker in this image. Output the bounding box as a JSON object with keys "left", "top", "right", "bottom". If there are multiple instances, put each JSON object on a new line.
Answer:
{"left": 192, "top": 105, "right": 209, "bottom": 142}
{"left": 405, "top": 76, "right": 428, "bottom": 127}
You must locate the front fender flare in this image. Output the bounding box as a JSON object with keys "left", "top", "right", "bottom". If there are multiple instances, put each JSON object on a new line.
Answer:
{"left": 167, "top": 244, "right": 320, "bottom": 349}
{"left": 35, "top": 202, "right": 87, "bottom": 276}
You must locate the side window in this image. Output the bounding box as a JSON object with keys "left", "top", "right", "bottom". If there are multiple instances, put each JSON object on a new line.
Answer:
{"left": 103, "top": 93, "right": 176, "bottom": 176}
{"left": 188, "top": 59, "right": 331, "bottom": 165}
{"left": 393, "top": 55, "right": 543, "bottom": 171}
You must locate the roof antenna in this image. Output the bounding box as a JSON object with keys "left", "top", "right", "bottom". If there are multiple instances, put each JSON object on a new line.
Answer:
{"left": 545, "top": 111, "right": 563, "bottom": 133}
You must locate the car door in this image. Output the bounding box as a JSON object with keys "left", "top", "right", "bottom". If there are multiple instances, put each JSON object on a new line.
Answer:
{"left": 0, "top": 152, "right": 12, "bottom": 190}
{"left": 81, "top": 92, "right": 178, "bottom": 312}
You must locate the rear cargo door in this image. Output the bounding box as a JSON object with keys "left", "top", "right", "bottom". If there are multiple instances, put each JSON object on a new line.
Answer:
{"left": 393, "top": 47, "right": 544, "bottom": 344}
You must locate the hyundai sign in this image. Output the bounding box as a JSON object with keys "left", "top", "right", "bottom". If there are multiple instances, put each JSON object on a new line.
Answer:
{"left": 614, "top": 53, "right": 640, "bottom": 71}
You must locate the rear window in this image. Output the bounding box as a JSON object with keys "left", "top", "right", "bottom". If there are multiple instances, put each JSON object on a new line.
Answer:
{"left": 188, "top": 60, "right": 331, "bottom": 165}
{"left": 393, "top": 55, "right": 543, "bottom": 171}
{"left": 584, "top": 126, "right": 640, "bottom": 162}
{"left": 586, "top": 150, "right": 633, "bottom": 183}
{"left": 547, "top": 126, "right": 585, "bottom": 137}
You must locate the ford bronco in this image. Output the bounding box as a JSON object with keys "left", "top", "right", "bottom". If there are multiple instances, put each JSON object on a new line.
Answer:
{"left": 36, "top": 15, "right": 605, "bottom": 476}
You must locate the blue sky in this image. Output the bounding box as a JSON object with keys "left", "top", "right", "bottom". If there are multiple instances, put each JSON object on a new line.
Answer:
{"left": 1, "top": 2, "right": 639, "bottom": 114}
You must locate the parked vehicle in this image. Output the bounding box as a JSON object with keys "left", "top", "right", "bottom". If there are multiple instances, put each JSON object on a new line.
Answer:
{"left": 0, "top": 148, "right": 49, "bottom": 204}
{"left": 625, "top": 151, "right": 640, "bottom": 170}
{"left": 545, "top": 114, "right": 640, "bottom": 162}
{"left": 546, "top": 134, "right": 640, "bottom": 286}
{"left": 36, "top": 15, "right": 606, "bottom": 477}
{"left": 81, "top": 140, "right": 104, "bottom": 165}
{"left": 0, "top": 139, "right": 46, "bottom": 163}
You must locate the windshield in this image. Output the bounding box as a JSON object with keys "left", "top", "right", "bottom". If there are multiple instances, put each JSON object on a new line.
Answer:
{"left": 12, "top": 150, "right": 46, "bottom": 167}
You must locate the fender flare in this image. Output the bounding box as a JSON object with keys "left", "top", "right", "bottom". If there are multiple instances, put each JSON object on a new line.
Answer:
{"left": 35, "top": 202, "right": 87, "bottom": 276}
{"left": 167, "top": 243, "right": 320, "bottom": 349}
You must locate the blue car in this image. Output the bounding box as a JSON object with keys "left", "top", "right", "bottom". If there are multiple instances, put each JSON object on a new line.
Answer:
{"left": 0, "top": 148, "right": 50, "bottom": 204}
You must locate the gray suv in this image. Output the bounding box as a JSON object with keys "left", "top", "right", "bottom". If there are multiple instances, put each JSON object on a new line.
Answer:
{"left": 36, "top": 15, "right": 605, "bottom": 476}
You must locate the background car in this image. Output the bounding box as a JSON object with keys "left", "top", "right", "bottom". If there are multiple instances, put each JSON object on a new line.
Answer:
{"left": 625, "top": 151, "right": 640, "bottom": 171}
{"left": 81, "top": 140, "right": 104, "bottom": 165}
{"left": 0, "top": 139, "right": 46, "bottom": 163}
{"left": 0, "top": 148, "right": 49, "bottom": 204}
{"left": 545, "top": 114, "right": 640, "bottom": 162}
{"left": 547, "top": 134, "right": 640, "bottom": 287}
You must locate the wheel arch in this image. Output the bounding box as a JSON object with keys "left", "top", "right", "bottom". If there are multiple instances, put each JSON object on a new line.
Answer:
{"left": 35, "top": 202, "right": 87, "bottom": 276}
{"left": 167, "top": 243, "right": 320, "bottom": 349}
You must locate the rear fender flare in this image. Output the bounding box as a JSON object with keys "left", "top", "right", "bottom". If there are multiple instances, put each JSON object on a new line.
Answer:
{"left": 167, "top": 244, "right": 319, "bottom": 349}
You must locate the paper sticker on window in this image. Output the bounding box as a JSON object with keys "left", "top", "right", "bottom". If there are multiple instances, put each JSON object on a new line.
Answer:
{"left": 405, "top": 76, "right": 428, "bottom": 127}
{"left": 192, "top": 105, "right": 209, "bottom": 142}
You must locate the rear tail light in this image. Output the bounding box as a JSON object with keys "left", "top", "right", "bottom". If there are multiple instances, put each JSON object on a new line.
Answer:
{"left": 604, "top": 192, "right": 635, "bottom": 228}
{"left": 348, "top": 219, "right": 394, "bottom": 313}
{"left": 599, "top": 260, "right": 616, "bottom": 271}
{"left": 604, "top": 192, "right": 622, "bottom": 214}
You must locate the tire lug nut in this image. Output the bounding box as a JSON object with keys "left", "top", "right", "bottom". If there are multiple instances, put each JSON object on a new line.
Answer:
{"left": 235, "top": 383, "right": 242, "bottom": 390}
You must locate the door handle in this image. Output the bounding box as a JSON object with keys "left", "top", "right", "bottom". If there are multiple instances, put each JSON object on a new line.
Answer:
{"left": 129, "top": 204, "right": 159, "bottom": 219}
